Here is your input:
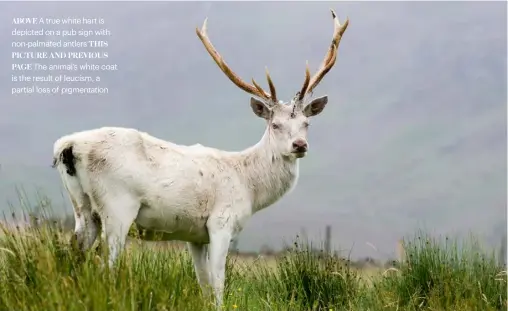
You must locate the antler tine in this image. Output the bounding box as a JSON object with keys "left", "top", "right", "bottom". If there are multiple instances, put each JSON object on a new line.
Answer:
{"left": 297, "top": 61, "right": 311, "bottom": 101}
{"left": 265, "top": 67, "right": 277, "bottom": 103}
{"left": 252, "top": 78, "right": 266, "bottom": 97}
{"left": 196, "top": 18, "right": 272, "bottom": 101}
{"left": 251, "top": 68, "right": 277, "bottom": 106}
{"left": 303, "top": 9, "right": 349, "bottom": 97}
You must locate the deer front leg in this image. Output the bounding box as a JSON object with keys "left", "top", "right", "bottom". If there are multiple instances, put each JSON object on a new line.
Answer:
{"left": 207, "top": 227, "right": 232, "bottom": 309}
{"left": 207, "top": 203, "right": 251, "bottom": 309}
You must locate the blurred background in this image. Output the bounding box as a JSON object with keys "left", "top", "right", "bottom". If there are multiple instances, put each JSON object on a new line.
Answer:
{"left": 0, "top": 1, "right": 506, "bottom": 261}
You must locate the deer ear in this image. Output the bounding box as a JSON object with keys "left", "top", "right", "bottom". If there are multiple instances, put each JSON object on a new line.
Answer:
{"left": 250, "top": 97, "right": 272, "bottom": 120}
{"left": 303, "top": 95, "right": 328, "bottom": 117}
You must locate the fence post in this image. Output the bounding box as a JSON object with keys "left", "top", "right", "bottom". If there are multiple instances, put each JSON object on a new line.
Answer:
{"left": 324, "top": 225, "right": 331, "bottom": 255}
{"left": 397, "top": 239, "right": 406, "bottom": 263}
{"left": 500, "top": 234, "right": 507, "bottom": 267}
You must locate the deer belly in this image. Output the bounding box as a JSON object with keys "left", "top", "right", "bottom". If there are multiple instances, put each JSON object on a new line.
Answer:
{"left": 134, "top": 206, "right": 210, "bottom": 243}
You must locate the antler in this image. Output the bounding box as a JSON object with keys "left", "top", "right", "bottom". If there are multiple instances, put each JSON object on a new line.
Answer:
{"left": 196, "top": 18, "right": 278, "bottom": 103}
{"left": 298, "top": 9, "right": 349, "bottom": 101}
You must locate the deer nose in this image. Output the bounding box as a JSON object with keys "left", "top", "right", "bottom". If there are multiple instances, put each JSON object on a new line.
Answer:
{"left": 292, "top": 139, "right": 308, "bottom": 152}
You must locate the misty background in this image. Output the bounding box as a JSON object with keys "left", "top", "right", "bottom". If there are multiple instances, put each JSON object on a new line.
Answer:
{"left": 0, "top": 1, "right": 506, "bottom": 259}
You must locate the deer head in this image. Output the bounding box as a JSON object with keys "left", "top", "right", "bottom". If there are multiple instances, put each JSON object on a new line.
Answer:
{"left": 196, "top": 9, "right": 349, "bottom": 159}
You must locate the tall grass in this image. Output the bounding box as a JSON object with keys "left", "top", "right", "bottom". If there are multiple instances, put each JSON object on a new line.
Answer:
{"left": 379, "top": 233, "right": 507, "bottom": 311}
{"left": 0, "top": 222, "right": 505, "bottom": 310}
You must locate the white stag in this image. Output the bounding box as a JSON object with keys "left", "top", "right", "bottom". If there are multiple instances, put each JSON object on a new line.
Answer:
{"left": 52, "top": 9, "right": 349, "bottom": 308}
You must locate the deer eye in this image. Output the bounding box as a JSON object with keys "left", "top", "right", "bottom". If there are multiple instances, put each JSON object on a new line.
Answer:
{"left": 271, "top": 123, "right": 281, "bottom": 130}
{"left": 303, "top": 122, "right": 310, "bottom": 128}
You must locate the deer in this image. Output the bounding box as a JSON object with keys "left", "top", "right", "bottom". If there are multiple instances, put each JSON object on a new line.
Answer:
{"left": 52, "top": 9, "right": 349, "bottom": 308}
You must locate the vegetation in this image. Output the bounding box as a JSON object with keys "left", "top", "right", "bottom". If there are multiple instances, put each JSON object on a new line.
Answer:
{"left": 0, "top": 193, "right": 505, "bottom": 310}
{"left": 0, "top": 219, "right": 505, "bottom": 311}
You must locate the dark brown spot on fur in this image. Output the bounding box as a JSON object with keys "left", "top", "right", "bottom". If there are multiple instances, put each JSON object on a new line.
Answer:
{"left": 61, "top": 145, "right": 77, "bottom": 176}
{"left": 199, "top": 170, "right": 203, "bottom": 176}
{"left": 91, "top": 211, "right": 101, "bottom": 225}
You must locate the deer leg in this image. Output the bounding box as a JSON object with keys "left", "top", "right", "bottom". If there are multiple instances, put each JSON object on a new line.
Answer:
{"left": 72, "top": 200, "right": 100, "bottom": 253}
{"left": 187, "top": 242, "right": 211, "bottom": 298}
{"left": 64, "top": 181, "right": 98, "bottom": 255}
{"left": 98, "top": 194, "right": 139, "bottom": 268}
{"left": 207, "top": 200, "right": 251, "bottom": 309}
{"left": 207, "top": 228, "right": 232, "bottom": 309}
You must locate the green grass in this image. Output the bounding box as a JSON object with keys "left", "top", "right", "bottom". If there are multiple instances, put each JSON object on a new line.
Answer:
{"left": 0, "top": 223, "right": 505, "bottom": 311}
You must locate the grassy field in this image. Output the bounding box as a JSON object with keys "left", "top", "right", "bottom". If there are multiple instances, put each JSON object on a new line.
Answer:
{"left": 0, "top": 223, "right": 506, "bottom": 311}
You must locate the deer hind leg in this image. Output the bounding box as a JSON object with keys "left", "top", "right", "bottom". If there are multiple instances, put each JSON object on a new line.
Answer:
{"left": 96, "top": 192, "right": 140, "bottom": 268}
{"left": 63, "top": 176, "right": 99, "bottom": 254}
{"left": 71, "top": 194, "right": 100, "bottom": 253}
{"left": 187, "top": 242, "right": 211, "bottom": 298}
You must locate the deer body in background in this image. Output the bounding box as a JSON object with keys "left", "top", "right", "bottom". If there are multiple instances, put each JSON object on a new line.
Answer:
{"left": 52, "top": 9, "right": 349, "bottom": 308}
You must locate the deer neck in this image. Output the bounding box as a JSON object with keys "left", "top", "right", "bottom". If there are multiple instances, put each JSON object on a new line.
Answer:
{"left": 235, "top": 127, "right": 300, "bottom": 213}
